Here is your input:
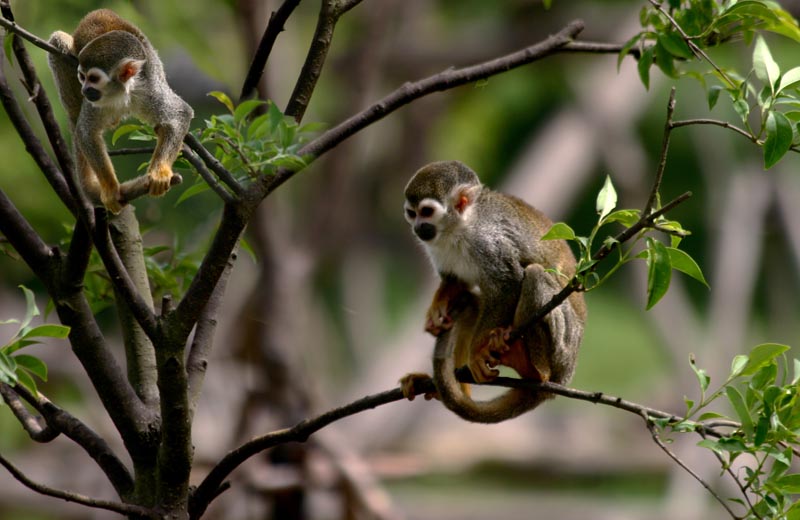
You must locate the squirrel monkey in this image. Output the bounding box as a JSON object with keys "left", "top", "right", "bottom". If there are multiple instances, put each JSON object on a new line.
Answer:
{"left": 400, "top": 161, "right": 586, "bottom": 423}
{"left": 48, "top": 9, "right": 193, "bottom": 213}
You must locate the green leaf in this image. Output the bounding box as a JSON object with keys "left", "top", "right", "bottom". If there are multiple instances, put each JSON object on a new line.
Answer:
{"left": 645, "top": 238, "right": 671, "bottom": 310}
{"left": 18, "top": 285, "right": 39, "bottom": 332}
{"left": 208, "top": 91, "right": 235, "bottom": 113}
{"left": 690, "top": 355, "right": 710, "bottom": 394}
{"left": 657, "top": 32, "right": 692, "bottom": 60}
{"left": 542, "top": 222, "right": 576, "bottom": 241}
{"left": 601, "top": 209, "right": 640, "bottom": 227}
{"left": 233, "top": 99, "right": 264, "bottom": 126}
{"left": 4, "top": 33, "right": 14, "bottom": 66}
{"left": 111, "top": 124, "right": 144, "bottom": 145}
{"left": 742, "top": 343, "right": 791, "bottom": 376}
{"left": 654, "top": 39, "right": 678, "bottom": 79}
{"left": 617, "top": 33, "right": 643, "bottom": 71}
{"left": 595, "top": 175, "right": 617, "bottom": 221}
{"left": 697, "top": 411, "right": 728, "bottom": 421}
{"left": 776, "top": 474, "right": 800, "bottom": 493}
{"left": 730, "top": 355, "right": 748, "bottom": 379}
{"left": 707, "top": 85, "right": 723, "bottom": 110}
{"left": 726, "top": 386, "right": 754, "bottom": 437}
{"left": 14, "top": 355, "right": 48, "bottom": 381}
{"left": 666, "top": 248, "right": 709, "bottom": 288}
{"left": 15, "top": 368, "right": 37, "bottom": 396}
{"left": 21, "top": 324, "right": 70, "bottom": 341}
{"left": 0, "top": 351, "right": 18, "bottom": 385}
{"left": 753, "top": 35, "right": 780, "bottom": 91}
{"left": 638, "top": 46, "right": 654, "bottom": 90}
{"left": 175, "top": 182, "right": 211, "bottom": 206}
{"left": 733, "top": 98, "right": 751, "bottom": 123}
{"left": 764, "top": 110, "right": 793, "bottom": 168}
{"left": 778, "top": 66, "right": 800, "bottom": 94}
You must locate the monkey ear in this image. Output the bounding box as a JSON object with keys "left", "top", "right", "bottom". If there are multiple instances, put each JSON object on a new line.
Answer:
{"left": 453, "top": 184, "right": 481, "bottom": 214}
{"left": 116, "top": 59, "right": 146, "bottom": 83}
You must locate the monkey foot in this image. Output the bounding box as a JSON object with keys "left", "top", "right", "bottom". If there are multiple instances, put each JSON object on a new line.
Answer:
{"left": 425, "top": 302, "right": 454, "bottom": 337}
{"left": 100, "top": 188, "right": 125, "bottom": 215}
{"left": 148, "top": 164, "right": 174, "bottom": 197}
{"left": 469, "top": 327, "right": 512, "bottom": 383}
{"left": 399, "top": 373, "right": 438, "bottom": 401}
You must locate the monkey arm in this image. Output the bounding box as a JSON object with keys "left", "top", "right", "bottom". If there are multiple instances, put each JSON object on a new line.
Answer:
{"left": 75, "top": 109, "right": 123, "bottom": 214}
{"left": 145, "top": 95, "right": 193, "bottom": 197}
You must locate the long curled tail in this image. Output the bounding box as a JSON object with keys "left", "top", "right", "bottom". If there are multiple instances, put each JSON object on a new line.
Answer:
{"left": 431, "top": 327, "right": 550, "bottom": 423}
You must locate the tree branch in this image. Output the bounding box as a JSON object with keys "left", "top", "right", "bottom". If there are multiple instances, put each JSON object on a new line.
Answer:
{"left": 0, "top": 384, "right": 58, "bottom": 442}
{"left": 0, "top": 452, "right": 157, "bottom": 518}
{"left": 0, "top": 13, "right": 75, "bottom": 60}
{"left": 239, "top": 0, "right": 302, "bottom": 102}
{"left": 10, "top": 383, "right": 135, "bottom": 498}
{"left": 266, "top": 18, "right": 585, "bottom": 195}
{"left": 181, "top": 146, "right": 236, "bottom": 204}
{"left": 184, "top": 133, "right": 245, "bottom": 196}
{"left": 642, "top": 412, "right": 742, "bottom": 520}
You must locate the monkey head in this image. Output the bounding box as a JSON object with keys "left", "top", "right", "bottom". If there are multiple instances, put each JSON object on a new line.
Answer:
{"left": 403, "top": 160, "right": 482, "bottom": 243}
{"left": 77, "top": 30, "right": 146, "bottom": 107}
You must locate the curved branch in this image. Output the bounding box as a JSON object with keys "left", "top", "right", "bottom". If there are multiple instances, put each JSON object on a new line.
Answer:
{"left": 0, "top": 15, "right": 75, "bottom": 61}
{"left": 0, "top": 452, "right": 156, "bottom": 518}
{"left": 184, "top": 134, "right": 245, "bottom": 196}
{"left": 264, "top": 19, "right": 585, "bottom": 196}
{"left": 0, "top": 384, "right": 58, "bottom": 442}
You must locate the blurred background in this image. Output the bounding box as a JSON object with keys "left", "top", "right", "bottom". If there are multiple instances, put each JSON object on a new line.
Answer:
{"left": 1, "top": 0, "right": 800, "bottom": 518}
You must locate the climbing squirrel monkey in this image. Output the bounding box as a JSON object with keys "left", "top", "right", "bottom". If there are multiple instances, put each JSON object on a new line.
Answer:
{"left": 48, "top": 9, "right": 193, "bottom": 213}
{"left": 400, "top": 161, "right": 586, "bottom": 423}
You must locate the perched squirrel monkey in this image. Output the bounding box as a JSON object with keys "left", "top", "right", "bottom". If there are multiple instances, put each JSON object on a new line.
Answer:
{"left": 48, "top": 9, "right": 193, "bottom": 213}
{"left": 400, "top": 161, "right": 586, "bottom": 423}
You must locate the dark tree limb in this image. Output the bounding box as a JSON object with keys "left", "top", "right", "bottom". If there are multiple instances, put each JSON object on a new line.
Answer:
{"left": 181, "top": 147, "right": 236, "bottom": 204}
{"left": 10, "top": 383, "right": 135, "bottom": 498}
{"left": 0, "top": 452, "right": 156, "bottom": 518}
{"left": 184, "top": 133, "right": 245, "bottom": 196}
{"left": 239, "top": 0, "right": 302, "bottom": 102}
{"left": 0, "top": 12, "right": 74, "bottom": 60}
{"left": 269, "top": 18, "right": 585, "bottom": 195}
{"left": 0, "top": 189, "right": 54, "bottom": 280}
{"left": 0, "top": 384, "right": 58, "bottom": 442}
{"left": 0, "top": 52, "right": 74, "bottom": 211}
{"left": 284, "top": 0, "right": 365, "bottom": 121}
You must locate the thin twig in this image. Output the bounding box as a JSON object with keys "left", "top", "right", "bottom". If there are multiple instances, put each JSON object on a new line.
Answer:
{"left": 646, "top": 87, "right": 677, "bottom": 214}
{"left": 647, "top": 0, "right": 736, "bottom": 88}
{"left": 642, "top": 412, "right": 742, "bottom": 520}
{"left": 0, "top": 452, "right": 157, "bottom": 518}
{"left": 0, "top": 15, "right": 75, "bottom": 60}
{"left": 698, "top": 430, "right": 761, "bottom": 519}
{"left": 671, "top": 119, "right": 757, "bottom": 144}
{"left": 560, "top": 40, "right": 641, "bottom": 59}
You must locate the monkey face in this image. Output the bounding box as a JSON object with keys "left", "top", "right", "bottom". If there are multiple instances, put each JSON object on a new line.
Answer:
{"left": 77, "top": 58, "right": 144, "bottom": 108}
{"left": 77, "top": 67, "right": 109, "bottom": 103}
{"left": 404, "top": 199, "right": 445, "bottom": 242}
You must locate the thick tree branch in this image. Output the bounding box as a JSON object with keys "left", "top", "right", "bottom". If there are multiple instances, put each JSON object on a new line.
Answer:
{"left": 0, "top": 452, "right": 156, "bottom": 518}
{"left": 239, "top": 0, "right": 302, "bottom": 102}
{"left": 0, "top": 189, "right": 54, "bottom": 280}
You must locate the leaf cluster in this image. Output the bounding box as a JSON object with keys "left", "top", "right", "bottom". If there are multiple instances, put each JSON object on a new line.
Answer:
{"left": 0, "top": 286, "right": 69, "bottom": 398}
{"left": 658, "top": 343, "right": 800, "bottom": 519}
{"left": 624, "top": 0, "right": 800, "bottom": 168}
{"left": 542, "top": 176, "right": 707, "bottom": 309}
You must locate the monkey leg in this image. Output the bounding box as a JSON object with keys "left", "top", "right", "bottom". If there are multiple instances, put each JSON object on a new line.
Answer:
{"left": 425, "top": 277, "right": 475, "bottom": 336}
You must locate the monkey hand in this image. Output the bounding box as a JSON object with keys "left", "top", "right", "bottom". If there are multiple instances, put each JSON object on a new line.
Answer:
{"left": 425, "top": 277, "right": 475, "bottom": 336}
{"left": 147, "top": 162, "right": 175, "bottom": 197}
{"left": 399, "top": 373, "right": 438, "bottom": 401}
{"left": 425, "top": 299, "right": 455, "bottom": 337}
{"left": 469, "top": 327, "right": 511, "bottom": 383}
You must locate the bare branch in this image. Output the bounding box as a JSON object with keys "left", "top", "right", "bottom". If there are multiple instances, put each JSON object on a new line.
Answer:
{"left": 645, "top": 87, "right": 677, "bottom": 214}
{"left": 0, "top": 189, "right": 54, "bottom": 280}
{"left": 181, "top": 147, "right": 236, "bottom": 204}
{"left": 10, "top": 384, "right": 135, "bottom": 497}
{"left": 0, "top": 452, "right": 157, "bottom": 518}
{"left": 671, "top": 118, "right": 757, "bottom": 143}
{"left": 560, "top": 40, "right": 641, "bottom": 58}
{"left": 239, "top": 0, "right": 302, "bottom": 102}
{"left": 642, "top": 412, "right": 743, "bottom": 520}
{"left": 0, "top": 14, "right": 75, "bottom": 61}
{"left": 0, "top": 384, "right": 58, "bottom": 442}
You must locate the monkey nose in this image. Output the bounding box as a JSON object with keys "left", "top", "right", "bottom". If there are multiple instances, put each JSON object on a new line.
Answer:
{"left": 83, "top": 87, "right": 102, "bottom": 102}
{"left": 414, "top": 223, "right": 436, "bottom": 242}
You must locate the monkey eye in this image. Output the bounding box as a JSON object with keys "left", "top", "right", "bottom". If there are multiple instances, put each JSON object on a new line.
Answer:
{"left": 405, "top": 208, "right": 416, "bottom": 219}
{"left": 419, "top": 206, "right": 434, "bottom": 218}
{"left": 87, "top": 73, "right": 101, "bottom": 83}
